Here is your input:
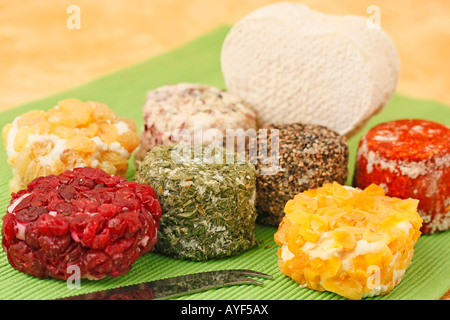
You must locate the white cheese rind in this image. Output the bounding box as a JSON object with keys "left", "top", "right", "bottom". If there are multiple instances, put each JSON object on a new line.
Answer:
{"left": 7, "top": 192, "right": 31, "bottom": 213}
{"left": 221, "top": 2, "right": 400, "bottom": 136}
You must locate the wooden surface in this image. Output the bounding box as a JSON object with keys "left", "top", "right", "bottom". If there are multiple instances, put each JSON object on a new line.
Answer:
{"left": 0, "top": 0, "right": 449, "bottom": 299}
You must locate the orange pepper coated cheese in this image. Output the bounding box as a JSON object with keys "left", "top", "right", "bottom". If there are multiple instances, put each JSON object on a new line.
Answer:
{"left": 274, "top": 182, "right": 422, "bottom": 300}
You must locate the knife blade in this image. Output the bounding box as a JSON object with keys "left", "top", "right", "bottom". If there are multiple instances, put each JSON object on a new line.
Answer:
{"left": 58, "top": 269, "right": 273, "bottom": 300}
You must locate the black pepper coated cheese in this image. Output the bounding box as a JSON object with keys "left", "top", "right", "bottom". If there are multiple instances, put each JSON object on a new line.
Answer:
{"left": 252, "top": 123, "right": 349, "bottom": 226}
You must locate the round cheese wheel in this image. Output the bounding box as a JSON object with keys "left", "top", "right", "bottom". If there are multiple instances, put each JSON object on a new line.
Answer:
{"left": 221, "top": 2, "right": 400, "bottom": 136}
{"left": 134, "top": 83, "right": 257, "bottom": 164}
{"left": 253, "top": 122, "right": 349, "bottom": 226}
{"left": 274, "top": 182, "right": 422, "bottom": 300}
{"left": 354, "top": 119, "right": 450, "bottom": 234}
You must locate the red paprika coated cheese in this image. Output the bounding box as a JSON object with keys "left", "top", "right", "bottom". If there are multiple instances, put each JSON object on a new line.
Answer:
{"left": 354, "top": 119, "right": 450, "bottom": 234}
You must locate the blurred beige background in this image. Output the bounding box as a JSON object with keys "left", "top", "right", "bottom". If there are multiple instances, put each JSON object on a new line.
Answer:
{"left": 1, "top": 0, "right": 450, "bottom": 112}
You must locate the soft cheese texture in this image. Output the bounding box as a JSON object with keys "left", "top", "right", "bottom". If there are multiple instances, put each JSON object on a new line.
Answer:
{"left": 135, "top": 83, "right": 257, "bottom": 164}
{"left": 135, "top": 144, "right": 258, "bottom": 261}
{"left": 2, "top": 99, "right": 139, "bottom": 192}
{"left": 221, "top": 2, "right": 400, "bottom": 136}
{"left": 274, "top": 182, "right": 422, "bottom": 300}
{"left": 354, "top": 119, "right": 450, "bottom": 234}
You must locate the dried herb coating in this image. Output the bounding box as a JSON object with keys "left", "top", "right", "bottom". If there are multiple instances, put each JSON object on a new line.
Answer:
{"left": 252, "top": 123, "right": 349, "bottom": 226}
{"left": 134, "top": 144, "right": 258, "bottom": 261}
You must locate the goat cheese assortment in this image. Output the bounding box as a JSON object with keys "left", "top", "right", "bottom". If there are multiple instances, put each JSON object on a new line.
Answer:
{"left": 0, "top": 2, "right": 444, "bottom": 300}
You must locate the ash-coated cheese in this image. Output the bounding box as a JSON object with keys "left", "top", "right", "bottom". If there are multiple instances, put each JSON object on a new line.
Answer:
{"left": 221, "top": 2, "right": 400, "bottom": 136}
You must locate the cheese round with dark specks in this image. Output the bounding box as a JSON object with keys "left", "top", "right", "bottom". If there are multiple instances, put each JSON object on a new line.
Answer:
{"left": 252, "top": 123, "right": 349, "bottom": 226}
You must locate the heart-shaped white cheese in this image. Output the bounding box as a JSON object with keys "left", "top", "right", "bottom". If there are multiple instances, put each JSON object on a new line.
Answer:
{"left": 221, "top": 2, "right": 400, "bottom": 136}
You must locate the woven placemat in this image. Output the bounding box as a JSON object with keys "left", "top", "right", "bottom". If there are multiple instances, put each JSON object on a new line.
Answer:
{"left": 0, "top": 26, "right": 449, "bottom": 300}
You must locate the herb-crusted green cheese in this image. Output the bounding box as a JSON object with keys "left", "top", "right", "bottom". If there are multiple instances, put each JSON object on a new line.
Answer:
{"left": 134, "top": 144, "right": 258, "bottom": 261}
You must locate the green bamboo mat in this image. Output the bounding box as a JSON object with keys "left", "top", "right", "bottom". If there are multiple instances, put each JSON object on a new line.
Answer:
{"left": 0, "top": 26, "right": 449, "bottom": 300}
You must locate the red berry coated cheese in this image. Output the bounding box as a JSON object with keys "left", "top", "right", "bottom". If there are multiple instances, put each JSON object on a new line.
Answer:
{"left": 2, "top": 167, "right": 161, "bottom": 280}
